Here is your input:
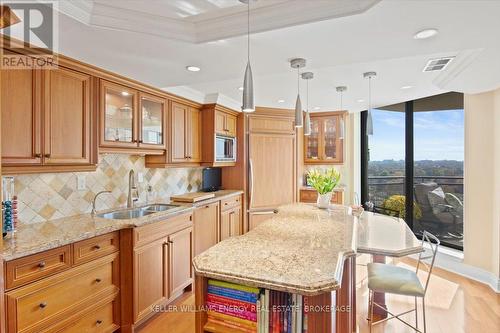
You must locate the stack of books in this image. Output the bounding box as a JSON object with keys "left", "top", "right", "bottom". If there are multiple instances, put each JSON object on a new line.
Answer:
{"left": 261, "top": 290, "right": 304, "bottom": 333}
{"left": 205, "top": 279, "right": 259, "bottom": 333}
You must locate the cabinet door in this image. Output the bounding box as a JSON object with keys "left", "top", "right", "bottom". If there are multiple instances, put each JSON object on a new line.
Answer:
{"left": 170, "top": 101, "right": 188, "bottom": 162}
{"left": 304, "top": 117, "right": 321, "bottom": 162}
{"left": 220, "top": 210, "right": 231, "bottom": 242}
{"left": 139, "top": 93, "right": 166, "bottom": 150}
{"left": 322, "top": 116, "right": 340, "bottom": 161}
{"left": 100, "top": 80, "right": 138, "bottom": 148}
{"left": 193, "top": 202, "right": 219, "bottom": 256}
{"left": 1, "top": 69, "right": 42, "bottom": 165}
{"left": 248, "top": 211, "right": 275, "bottom": 231}
{"left": 43, "top": 67, "right": 92, "bottom": 165}
{"left": 229, "top": 206, "right": 242, "bottom": 237}
{"left": 168, "top": 227, "right": 193, "bottom": 298}
{"left": 134, "top": 238, "right": 168, "bottom": 322}
{"left": 225, "top": 113, "right": 237, "bottom": 137}
{"left": 187, "top": 107, "right": 202, "bottom": 162}
{"left": 215, "top": 111, "right": 226, "bottom": 136}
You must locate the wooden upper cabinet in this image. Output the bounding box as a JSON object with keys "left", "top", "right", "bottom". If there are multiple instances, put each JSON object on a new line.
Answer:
{"left": 100, "top": 80, "right": 166, "bottom": 154}
{"left": 304, "top": 112, "right": 345, "bottom": 164}
{"left": 169, "top": 101, "right": 201, "bottom": 163}
{"left": 187, "top": 107, "right": 202, "bottom": 162}
{"left": 43, "top": 67, "right": 92, "bottom": 165}
{"left": 1, "top": 66, "right": 96, "bottom": 173}
{"left": 1, "top": 69, "right": 42, "bottom": 165}
{"left": 215, "top": 110, "right": 237, "bottom": 137}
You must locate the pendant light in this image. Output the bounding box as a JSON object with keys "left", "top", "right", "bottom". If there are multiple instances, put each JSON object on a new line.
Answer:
{"left": 336, "top": 86, "right": 347, "bottom": 139}
{"left": 240, "top": 0, "right": 254, "bottom": 112}
{"left": 290, "top": 58, "right": 306, "bottom": 127}
{"left": 301, "top": 72, "right": 314, "bottom": 136}
{"left": 363, "top": 71, "right": 377, "bottom": 135}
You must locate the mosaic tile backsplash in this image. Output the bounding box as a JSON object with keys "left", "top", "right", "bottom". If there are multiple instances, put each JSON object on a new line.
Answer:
{"left": 12, "top": 154, "right": 202, "bottom": 224}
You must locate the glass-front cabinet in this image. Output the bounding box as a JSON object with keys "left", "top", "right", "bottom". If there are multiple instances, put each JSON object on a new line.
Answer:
{"left": 100, "top": 80, "right": 165, "bottom": 151}
{"left": 304, "top": 112, "right": 345, "bottom": 164}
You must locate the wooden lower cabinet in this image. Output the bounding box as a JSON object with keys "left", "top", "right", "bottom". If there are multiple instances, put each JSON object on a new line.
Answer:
{"left": 299, "top": 188, "right": 344, "bottom": 205}
{"left": 220, "top": 206, "right": 242, "bottom": 241}
{"left": 193, "top": 202, "right": 219, "bottom": 256}
{"left": 168, "top": 227, "right": 193, "bottom": 297}
{"left": 54, "top": 299, "right": 118, "bottom": 333}
{"left": 133, "top": 238, "right": 169, "bottom": 323}
{"left": 249, "top": 211, "right": 277, "bottom": 231}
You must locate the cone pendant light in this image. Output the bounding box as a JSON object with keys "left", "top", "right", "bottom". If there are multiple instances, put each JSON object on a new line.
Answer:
{"left": 240, "top": 0, "right": 254, "bottom": 112}
{"left": 290, "top": 58, "right": 306, "bottom": 128}
{"left": 336, "top": 86, "right": 347, "bottom": 139}
{"left": 301, "top": 72, "right": 314, "bottom": 136}
{"left": 363, "top": 72, "right": 377, "bottom": 135}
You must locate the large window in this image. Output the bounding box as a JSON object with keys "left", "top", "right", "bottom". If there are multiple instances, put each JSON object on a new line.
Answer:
{"left": 362, "top": 92, "right": 464, "bottom": 250}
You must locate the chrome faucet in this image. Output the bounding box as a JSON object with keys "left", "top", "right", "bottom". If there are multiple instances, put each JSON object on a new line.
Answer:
{"left": 127, "top": 169, "right": 139, "bottom": 208}
{"left": 91, "top": 190, "right": 112, "bottom": 215}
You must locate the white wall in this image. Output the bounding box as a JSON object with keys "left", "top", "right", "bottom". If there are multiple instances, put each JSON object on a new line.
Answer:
{"left": 463, "top": 89, "right": 500, "bottom": 280}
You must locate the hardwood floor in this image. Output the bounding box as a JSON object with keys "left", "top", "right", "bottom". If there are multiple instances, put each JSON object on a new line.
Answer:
{"left": 138, "top": 255, "right": 500, "bottom": 333}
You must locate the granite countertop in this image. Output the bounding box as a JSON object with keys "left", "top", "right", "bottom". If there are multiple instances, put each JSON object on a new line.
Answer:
{"left": 193, "top": 204, "right": 357, "bottom": 296}
{"left": 193, "top": 204, "right": 424, "bottom": 296}
{"left": 1, "top": 190, "right": 243, "bottom": 261}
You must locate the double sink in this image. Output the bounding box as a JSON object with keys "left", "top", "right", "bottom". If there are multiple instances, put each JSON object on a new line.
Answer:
{"left": 97, "top": 204, "right": 182, "bottom": 220}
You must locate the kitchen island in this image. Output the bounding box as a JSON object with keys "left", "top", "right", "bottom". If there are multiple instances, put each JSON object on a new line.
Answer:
{"left": 193, "top": 203, "right": 422, "bottom": 333}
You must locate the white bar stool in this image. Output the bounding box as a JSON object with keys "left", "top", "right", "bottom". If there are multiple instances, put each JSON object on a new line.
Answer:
{"left": 367, "top": 231, "right": 440, "bottom": 333}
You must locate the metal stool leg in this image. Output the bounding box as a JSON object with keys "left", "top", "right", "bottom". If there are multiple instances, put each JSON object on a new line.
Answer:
{"left": 422, "top": 298, "right": 427, "bottom": 333}
{"left": 415, "top": 297, "right": 418, "bottom": 331}
{"left": 369, "top": 290, "right": 374, "bottom": 333}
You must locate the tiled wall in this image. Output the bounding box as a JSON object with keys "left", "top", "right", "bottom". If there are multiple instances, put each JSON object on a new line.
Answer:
{"left": 12, "top": 154, "right": 202, "bottom": 224}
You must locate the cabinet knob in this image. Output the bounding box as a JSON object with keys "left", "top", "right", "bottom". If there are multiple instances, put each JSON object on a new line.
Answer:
{"left": 39, "top": 302, "right": 47, "bottom": 309}
{"left": 96, "top": 320, "right": 103, "bottom": 325}
{"left": 93, "top": 244, "right": 101, "bottom": 250}
{"left": 34, "top": 153, "right": 42, "bottom": 158}
{"left": 138, "top": 139, "right": 143, "bottom": 143}
{"left": 44, "top": 154, "right": 51, "bottom": 158}
{"left": 95, "top": 278, "right": 102, "bottom": 283}
{"left": 168, "top": 240, "right": 173, "bottom": 244}
{"left": 38, "top": 261, "right": 46, "bottom": 268}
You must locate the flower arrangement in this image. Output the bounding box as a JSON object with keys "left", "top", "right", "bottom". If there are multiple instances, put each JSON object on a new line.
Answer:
{"left": 307, "top": 167, "right": 341, "bottom": 194}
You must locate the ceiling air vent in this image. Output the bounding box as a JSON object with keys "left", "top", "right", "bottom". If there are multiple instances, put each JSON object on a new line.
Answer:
{"left": 423, "top": 57, "right": 455, "bottom": 72}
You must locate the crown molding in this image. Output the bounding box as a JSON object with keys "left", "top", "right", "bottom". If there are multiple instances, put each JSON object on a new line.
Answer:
{"left": 53, "top": 0, "right": 380, "bottom": 43}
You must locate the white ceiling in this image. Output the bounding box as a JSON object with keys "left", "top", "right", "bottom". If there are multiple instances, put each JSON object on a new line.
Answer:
{"left": 7, "top": 0, "right": 500, "bottom": 112}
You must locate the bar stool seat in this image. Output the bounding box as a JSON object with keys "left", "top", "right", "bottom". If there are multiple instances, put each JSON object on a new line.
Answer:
{"left": 367, "top": 263, "right": 425, "bottom": 297}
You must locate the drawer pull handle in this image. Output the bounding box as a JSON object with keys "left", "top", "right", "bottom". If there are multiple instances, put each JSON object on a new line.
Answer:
{"left": 39, "top": 302, "right": 47, "bottom": 309}
{"left": 93, "top": 245, "right": 101, "bottom": 250}
{"left": 96, "top": 320, "right": 103, "bottom": 325}
{"left": 34, "top": 153, "right": 42, "bottom": 158}
{"left": 95, "top": 278, "right": 102, "bottom": 283}
{"left": 38, "top": 261, "right": 46, "bottom": 268}
{"left": 44, "top": 154, "right": 51, "bottom": 158}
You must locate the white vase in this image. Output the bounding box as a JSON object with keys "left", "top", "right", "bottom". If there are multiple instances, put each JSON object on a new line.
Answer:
{"left": 317, "top": 192, "right": 332, "bottom": 209}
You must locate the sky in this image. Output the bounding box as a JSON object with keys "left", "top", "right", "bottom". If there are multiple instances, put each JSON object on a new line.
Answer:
{"left": 368, "top": 109, "right": 464, "bottom": 161}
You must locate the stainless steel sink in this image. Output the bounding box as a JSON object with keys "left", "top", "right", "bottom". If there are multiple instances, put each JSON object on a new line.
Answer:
{"left": 140, "top": 204, "right": 181, "bottom": 212}
{"left": 96, "top": 204, "right": 181, "bottom": 220}
{"left": 97, "top": 209, "right": 155, "bottom": 220}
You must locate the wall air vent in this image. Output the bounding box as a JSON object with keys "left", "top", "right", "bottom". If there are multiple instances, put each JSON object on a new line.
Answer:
{"left": 423, "top": 57, "right": 455, "bottom": 72}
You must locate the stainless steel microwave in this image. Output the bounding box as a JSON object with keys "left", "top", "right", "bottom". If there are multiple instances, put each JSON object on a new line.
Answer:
{"left": 215, "top": 135, "right": 236, "bottom": 162}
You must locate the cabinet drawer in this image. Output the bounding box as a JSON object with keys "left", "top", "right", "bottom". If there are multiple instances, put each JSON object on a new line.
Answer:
{"left": 73, "top": 232, "right": 119, "bottom": 266}
{"left": 5, "top": 245, "right": 72, "bottom": 290}
{"left": 134, "top": 212, "right": 193, "bottom": 247}
{"left": 55, "top": 300, "right": 118, "bottom": 333}
{"left": 299, "top": 189, "right": 342, "bottom": 204}
{"left": 220, "top": 195, "right": 241, "bottom": 212}
{"left": 6, "top": 254, "right": 118, "bottom": 333}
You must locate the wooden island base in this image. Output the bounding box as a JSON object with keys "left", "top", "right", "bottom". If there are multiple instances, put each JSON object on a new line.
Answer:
{"left": 195, "top": 256, "right": 356, "bottom": 333}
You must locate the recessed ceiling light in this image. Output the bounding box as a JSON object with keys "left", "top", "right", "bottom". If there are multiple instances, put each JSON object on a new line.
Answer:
{"left": 277, "top": 99, "right": 285, "bottom": 103}
{"left": 357, "top": 99, "right": 365, "bottom": 103}
{"left": 414, "top": 29, "right": 438, "bottom": 40}
{"left": 314, "top": 107, "right": 321, "bottom": 110}
{"left": 121, "top": 91, "right": 130, "bottom": 96}
{"left": 186, "top": 66, "right": 201, "bottom": 72}
{"left": 238, "top": 86, "right": 244, "bottom": 91}
{"left": 401, "top": 85, "right": 413, "bottom": 90}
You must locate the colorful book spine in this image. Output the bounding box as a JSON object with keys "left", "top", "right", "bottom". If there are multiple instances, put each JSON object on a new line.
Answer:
{"left": 206, "top": 302, "right": 257, "bottom": 321}
{"left": 208, "top": 285, "right": 259, "bottom": 303}
{"left": 207, "top": 310, "right": 257, "bottom": 328}
{"left": 207, "top": 294, "right": 257, "bottom": 313}
{"left": 206, "top": 318, "right": 257, "bottom": 333}
{"left": 208, "top": 279, "right": 260, "bottom": 294}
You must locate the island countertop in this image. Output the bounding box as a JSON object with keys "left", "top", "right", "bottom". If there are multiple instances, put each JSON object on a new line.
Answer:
{"left": 193, "top": 204, "right": 423, "bottom": 296}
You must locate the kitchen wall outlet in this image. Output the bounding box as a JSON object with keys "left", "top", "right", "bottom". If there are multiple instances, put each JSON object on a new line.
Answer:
{"left": 138, "top": 172, "right": 144, "bottom": 183}
{"left": 76, "top": 175, "right": 86, "bottom": 191}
